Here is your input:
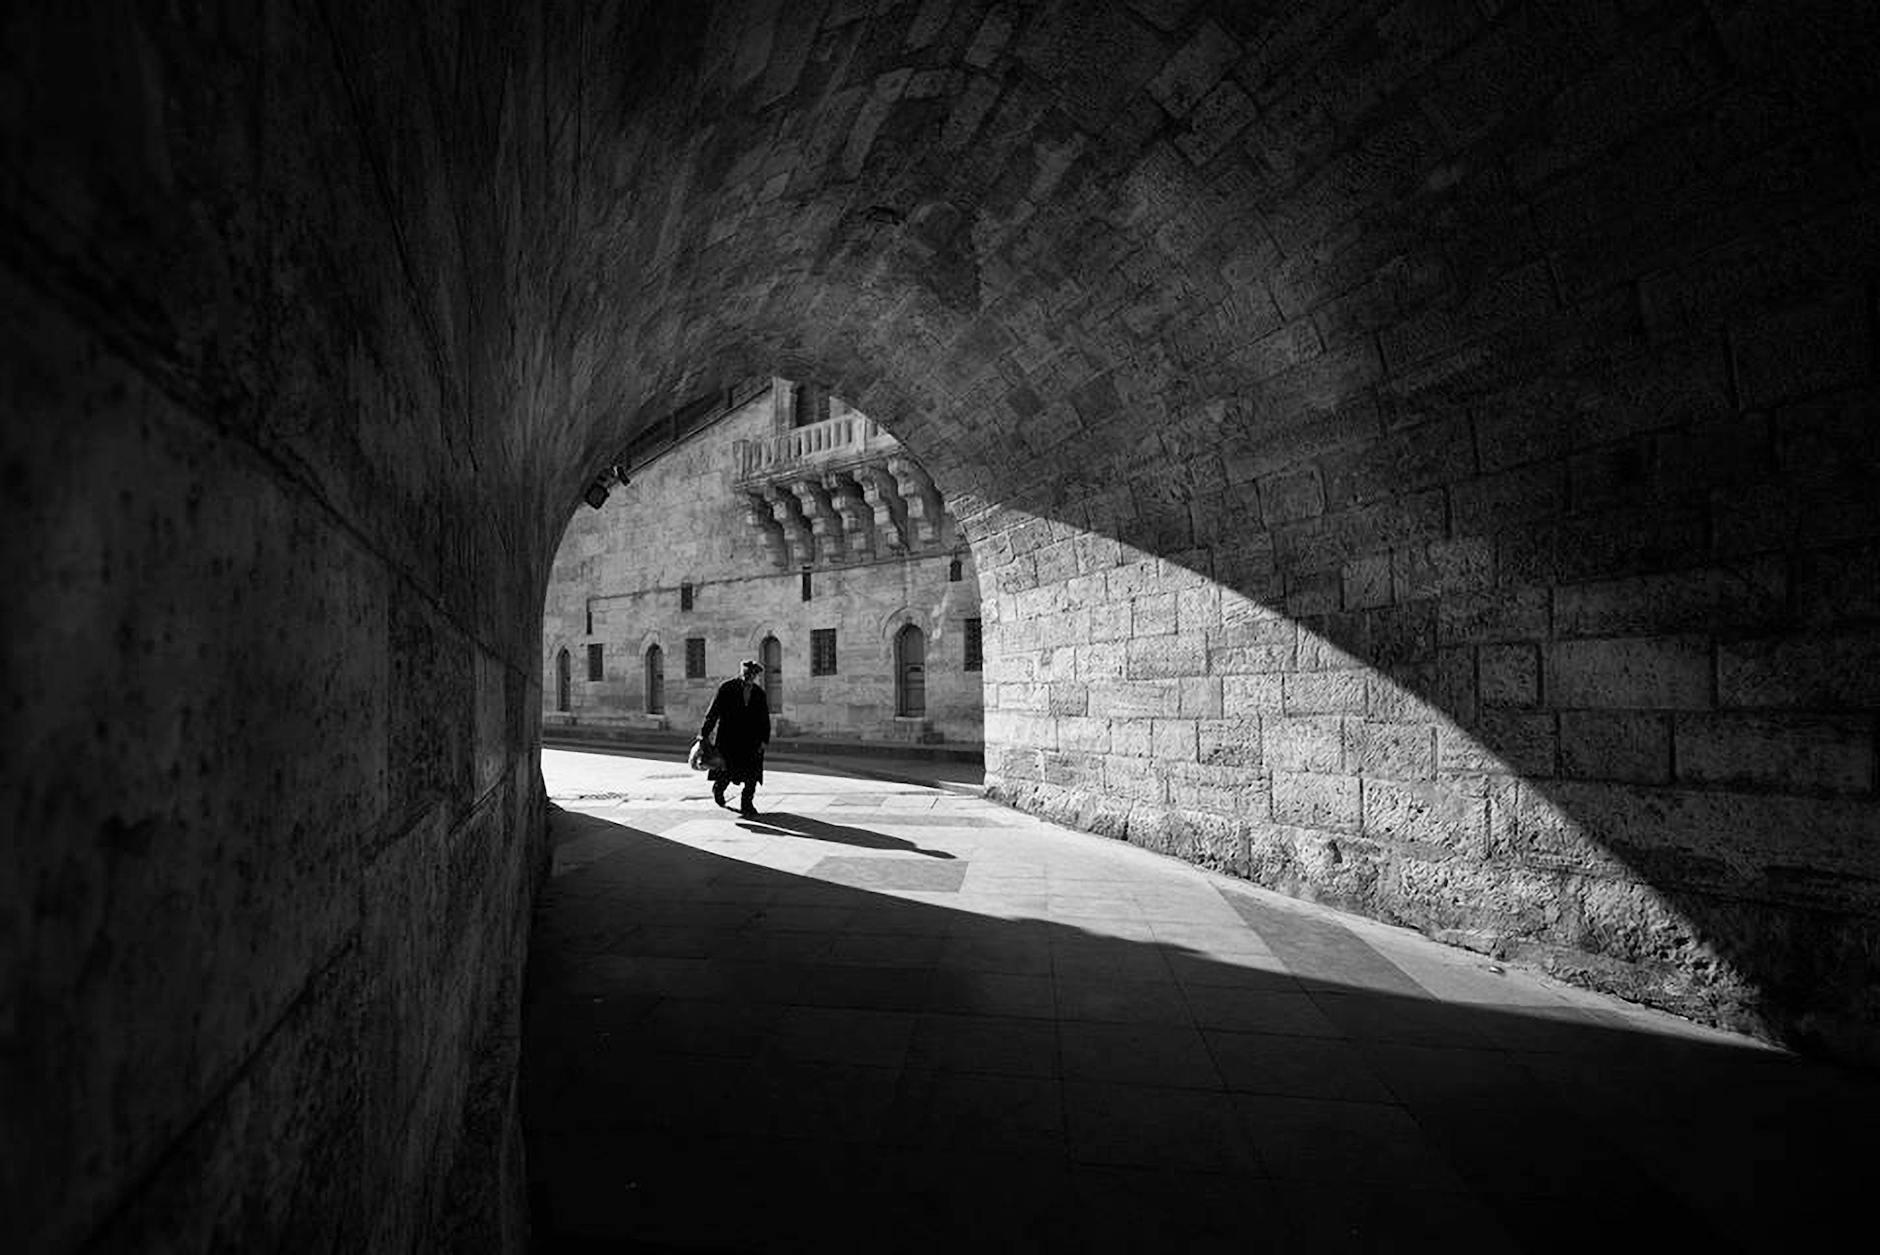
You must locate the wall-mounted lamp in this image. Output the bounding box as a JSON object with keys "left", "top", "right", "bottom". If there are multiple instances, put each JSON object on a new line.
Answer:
{"left": 583, "top": 464, "right": 629, "bottom": 509}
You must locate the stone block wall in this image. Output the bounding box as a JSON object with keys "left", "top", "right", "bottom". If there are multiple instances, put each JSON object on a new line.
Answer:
{"left": 1, "top": 4, "right": 561, "bottom": 1248}
{"left": 544, "top": 387, "right": 984, "bottom": 747}
{"left": 6, "top": 2, "right": 1878, "bottom": 1248}
{"left": 939, "top": 0, "right": 1880, "bottom": 1057}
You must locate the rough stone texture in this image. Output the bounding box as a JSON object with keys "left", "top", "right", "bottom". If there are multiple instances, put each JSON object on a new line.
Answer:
{"left": 2, "top": 4, "right": 551, "bottom": 1249}
{"left": 3, "top": 0, "right": 1878, "bottom": 1249}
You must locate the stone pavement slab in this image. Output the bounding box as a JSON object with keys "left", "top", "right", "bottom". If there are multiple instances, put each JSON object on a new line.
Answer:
{"left": 524, "top": 749, "right": 1879, "bottom": 1253}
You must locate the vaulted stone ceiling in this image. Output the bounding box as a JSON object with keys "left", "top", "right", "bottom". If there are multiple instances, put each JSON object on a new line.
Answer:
{"left": 3, "top": 0, "right": 1875, "bottom": 1247}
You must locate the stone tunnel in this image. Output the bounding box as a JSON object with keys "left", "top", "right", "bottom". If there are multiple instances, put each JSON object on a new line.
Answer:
{"left": 2, "top": 0, "right": 1876, "bottom": 1247}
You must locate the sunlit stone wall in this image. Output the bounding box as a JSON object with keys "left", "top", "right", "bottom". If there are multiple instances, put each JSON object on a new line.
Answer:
{"left": 968, "top": 300, "right": 1877, "bottom": 1057}
{"left": 542, "top": 385, "right": 983, "bottom": 746}
{"left": 866, "top": 1, "right": 1880, "bottom": 1064}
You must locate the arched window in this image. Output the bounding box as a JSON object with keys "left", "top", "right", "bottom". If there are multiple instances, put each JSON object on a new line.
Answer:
{"left": 761, "top": 635, "right": 782, "bottom": 713}
{"left": 555, "top": 648, "right": 571, "bottom": 712}
{"left": 645, "top": 645, "right": 664, "bottom": 715}
{"left": 895, "top": 624, "right": 925, "bottom": 718}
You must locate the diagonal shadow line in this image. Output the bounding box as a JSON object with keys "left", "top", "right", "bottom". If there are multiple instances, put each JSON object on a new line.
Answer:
{"left": 734, "top": 811, "right": 957, "bottom": 858}
{"left": 524, "top": 806, "right": 1880, "bottom": 1255}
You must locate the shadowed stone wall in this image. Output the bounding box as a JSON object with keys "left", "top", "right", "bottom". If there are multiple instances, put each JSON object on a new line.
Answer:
{"left": 3, "top": 0, "right": 1876, "bottom": 1249}
{"left": 1, "top": 3, "right": 567, "bottom": 1248}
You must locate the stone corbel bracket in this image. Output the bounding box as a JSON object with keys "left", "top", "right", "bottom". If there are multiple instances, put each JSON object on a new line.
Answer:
{"left": 742, "top": 491, "right": 789, "bottom": 568}
{"left": 790, "top": 477, "right": 845, "bottom": 563}
{"left": 888, "top": 455, "right": 944, "bottom": 547}
{"left": 855, "top": 464, "right": 909, "bottom": 553}
{"left": 823, "top": 471, "right": 875, "bottom": 563}
{"left": 762, "top": 482, "right": 815, "bottom": 566}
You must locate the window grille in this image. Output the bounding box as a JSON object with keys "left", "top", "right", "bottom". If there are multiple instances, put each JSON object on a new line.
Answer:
{"left": 680, "top": 582, "right": 694, "bottom": 611}
{"left": 810, "top": 628, "right": 838, "bottom": 676}
{"left": 963, "top": 618, "right": 983, "bottom": 672}
{"left": 685, "top": 637, "right": 706, "bottom": 679}
{"left": 586, "top": 643, "right": 604, "bottom": 681}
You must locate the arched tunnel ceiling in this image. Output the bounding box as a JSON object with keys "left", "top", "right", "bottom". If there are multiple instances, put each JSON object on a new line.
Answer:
{"left": 6, "top": 0, "right": 1855, "bottom": 1048}
{"left": 458, "top": 0, "right": 1880, "bottom": 1052}
{"left": 524, "top": 0, "right": 1873, "bottom": 538}
{"left": 3, "top": 0, "right": 1878, "bottom": 1246}
{"left": 486, "top": 0, "right": 1880, "bottom": 1054}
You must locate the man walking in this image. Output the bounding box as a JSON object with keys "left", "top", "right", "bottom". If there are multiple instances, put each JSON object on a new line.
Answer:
{"left": 699, "top": 658, "right": 771, "bottom": 817}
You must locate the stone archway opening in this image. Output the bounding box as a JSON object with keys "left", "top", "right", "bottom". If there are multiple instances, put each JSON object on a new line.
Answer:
{"left": 542, "top": 376, "right": 987, "bottom": 755}
{"left": 10, "top": 2, "right": 1878, "bottom": 1248}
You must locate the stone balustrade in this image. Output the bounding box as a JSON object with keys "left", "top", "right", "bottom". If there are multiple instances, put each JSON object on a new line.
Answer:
{"left": 732, "top": 412, "right": 895, "bottom": 481}
{"left": 734, "top": 415, "right": 949, "bottom": 567}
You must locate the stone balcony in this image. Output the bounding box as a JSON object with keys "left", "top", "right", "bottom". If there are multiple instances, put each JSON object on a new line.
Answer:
{"left": 733, "top": 413, "right": 950, "bottom": 568}
{"left": 732, "top": 410, "right": 897, "bottom": 479}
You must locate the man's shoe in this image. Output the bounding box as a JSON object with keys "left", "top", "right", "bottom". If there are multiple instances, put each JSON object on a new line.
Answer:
{"left": 739, "top": 805, "right": 759, "bottom": 818}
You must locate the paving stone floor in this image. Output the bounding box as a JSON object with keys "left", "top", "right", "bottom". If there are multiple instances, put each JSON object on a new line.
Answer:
{"left": 525, "top": 748, "right": 1876, "bottom": 1253}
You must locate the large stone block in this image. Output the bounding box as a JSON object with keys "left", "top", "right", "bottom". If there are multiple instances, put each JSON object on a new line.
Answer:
{"left": 1177, "top": 674, "right": 1224, "bottom": 717}
{"left": 1264, "top": 715, "right": 1345, "bottom": 773}
{"left": 1559, "top": 710, "right": 1673, "bottom": 785}
{"left": 1221, "top": 673, "right": 1286, "bottom": 712}
{"left": 1150, "top": 717, "right": 1199, "bottom": 761}
{"left": 1478, "top": 642, "right": 1540, "bottom": 707}
{"left": 1543, "top": 781, "right": 1880, "bottom": 908}
{"left": 1547, "top": 636, "right": 1713, "bottom": 711}
{"left": 1125, "top": 632, "right": 1208, "bottom": 678}
{"left": 1348, "top": 720, "right": 1437, "bottom": 781}
{"left": 1131, "top": 591, "right": 1179, "bottom": 636}
{"left": 1732, "top": 290, "right": 1873, "bottom": 410}
{"left": 1553, "top": 560, "right": 1788, "bottom": 639}
{"left": 1271, "top": 770, "right": 1362, "bottom": 833}
{"left": 1674, "top": 713, "right": 1874, "bottom": 795}
{"left": 1437, "top": 587, "right": 1549, "bottom": 645}
{"left": 1361, "top": 777, "right": 1488, "bottom": 854}
{"left": 1341, "top": 552, "right": 1394, "bottom": 610}
{"left": 1442, "top": 710, "right": 1558, "bottom": 778}
{"left": 1087, "top": 678, "right": 1181, "bottom": 718}
{"left": 1282, "top": 668, "right": 1368, "bottom": 714}
{"left": 1198, "top": 716, "right": 1262, "bottom": 767}
{"left": 1718, "top": 630, "right": 1880, "bottom": 709}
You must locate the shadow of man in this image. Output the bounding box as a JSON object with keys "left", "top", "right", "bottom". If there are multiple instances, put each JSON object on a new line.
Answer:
{"left": 736, "top": 811, "right": 957, "bottom": 859}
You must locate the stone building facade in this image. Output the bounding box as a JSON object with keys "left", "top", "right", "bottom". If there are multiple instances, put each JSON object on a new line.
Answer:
{"left": 543, "top": 380, "right": 983, "bottom": 748}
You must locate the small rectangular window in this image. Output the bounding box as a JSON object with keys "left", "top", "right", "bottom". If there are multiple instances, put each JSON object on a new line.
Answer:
{"left": 680, "top": 582, "right": 694, "bottom": 611}
{"left": 685, "top": 637, "right": 707, "bottom": 679}
{"left": 963, "top": 618, "right": 983, "bottom": 672}
{"left": 586, "top": 643, "right": 604, "bottom": 681}
{"left": 801, "top": 568, "right": 813, "bottom": 602}
{"left": 811, "top": 628, "right": 838, "bottom": 676}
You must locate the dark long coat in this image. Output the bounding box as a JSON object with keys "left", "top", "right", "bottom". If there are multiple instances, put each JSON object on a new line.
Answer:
{"left": 699, "top": 677, "right": 770, "bottom": 785}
